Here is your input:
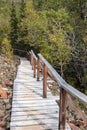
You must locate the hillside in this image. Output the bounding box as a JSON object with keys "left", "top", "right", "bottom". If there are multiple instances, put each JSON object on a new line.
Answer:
{"left": 0, "top": 54, "right": 19, "bottom": 130}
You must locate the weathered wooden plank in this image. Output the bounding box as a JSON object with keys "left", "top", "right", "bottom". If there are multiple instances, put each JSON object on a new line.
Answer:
{"left": 12, "top": 99, "right": 58, "bottom": 104}
{"left": 12, "top": 102, "right": 58, "bottom": 108}
{"left": 10, "top": 125, "right": 58, "bottom": 130}
{"left": 12, "top": 105, "right": 58, "bottom": 112}
{"left": 11, "top": 114, "right": 58, "bottom": 121}
{"left": 10, "top": 119, "right": 58, "bottom": 127}
{"left": 13, "top": 87, "right": 44, "bottom": 91}
{"left": 11, "top": 109, "right": 58, "bottom": 116}
{"left": 13, "top": 94, "right": 43, "bottom": 98}
{"left": 13, "top": 94, "right": 54, "bottom": 99}
{"left": 13, "top": 83, "right": 43, "bottom": 88}
{"left": 13, "top": 98, "right": 44, "bottom": 101}
{"left": 13, "top": 91, "right": 52, "bottom": 95}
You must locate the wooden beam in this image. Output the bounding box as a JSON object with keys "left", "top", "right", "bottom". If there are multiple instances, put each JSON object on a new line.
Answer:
{"left": 34, "top": 58, "right": 36, "bottom": 78}
{"left": 37, "top": 57, "right": 40, "bottom": 81}
{"left": 59, "top": 88, "right": 67, "bottom": 130}
{"left": 43, "top": 65, "right": 47, "bottom": 98}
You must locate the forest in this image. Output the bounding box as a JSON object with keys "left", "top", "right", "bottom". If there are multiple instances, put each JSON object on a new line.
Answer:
{"left": 0, "top": 0, "right": 87, "bottom": 95}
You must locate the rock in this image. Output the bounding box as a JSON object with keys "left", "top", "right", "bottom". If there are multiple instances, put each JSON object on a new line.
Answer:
{"left": 69, "top": 123, "right": 80, "bottom": 130}
{"left": 7, "top": 91, "right": 12, "bottom": 99}
{"left": 0, "top": 127, "right": 6, "bottom": 130}
{"left": 0, "top": 102, "right": 6, "bottom": 111}
{"left": 3, "top": 113, "right": 10, "bottom": 121}
{"left": 6, "top": 103, "right": 11, "bottom": 110}
{"left": 0, "top": 110, "right": 5, "bottom": 118}
{"left": 0, "top": 85, "right": 8, "bottom": 99}
{"left": 5, "top": 81, "right": 13, "bottom": 88}
{"left": 0, "top": 120, "right": 6, "bottom": 127}
{"left": 75, "top": 119, "right": 85, "bottom": 127}
{"left": 3, "top": 99, "right": 9, "bottom": 104}
{"left": 6, "top": 121, "right": 10, "bottom": 129}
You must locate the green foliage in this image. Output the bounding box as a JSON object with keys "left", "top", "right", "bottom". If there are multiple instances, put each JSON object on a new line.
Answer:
{"left": 1, "top": 38, "right": 13, "bottom": 63}
{"left": 17, "top": 1, "right": 48, "bottom": 53}
{"left": 49, "top": 29, "right": 71, "bottom": 64}
{"left": 0, "top": 0, "right": 11, "bottom": 42}
{"left": 33, "top": 0, "right": 60, "bottom": 11}
{"left": 9, "top": 2, "right": 19, "bottom": 48}
{"left": 33, "top": 0, "right": 87, "bottom": 93}
{"left": 0, "top": 0, "right": 86, "bottom": 94}
{"left": 18, "top": 0, "right": 29, "bottom": 51}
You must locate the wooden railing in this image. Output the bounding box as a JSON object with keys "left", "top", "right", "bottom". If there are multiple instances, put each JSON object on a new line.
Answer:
{"left": 27, "top": 50, "right": 87, "bottom": 130}
{"left": 27, "top": 50, "right": 37, "bottom": 78}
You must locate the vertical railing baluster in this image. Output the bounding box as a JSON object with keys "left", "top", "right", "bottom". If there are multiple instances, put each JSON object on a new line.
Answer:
{"left": 27, "top": 51, "right": 30, "bottom": 61}
{"left": 30, "top": 52, "right": 32, "bottom": 65}
{"left": 59, "top": 88, "right": 67, "bottom": 130}
{"left": 37, "top": 57, "right": 40, "bottom": 81}
{"left": 31, "top": 53, "right": 34, "bottom": 70}
{"left": 34, "top": 58, "right": 36, "bottom": 78}
{"left": 43, "top": 64, "right": 47, "bottom": 98}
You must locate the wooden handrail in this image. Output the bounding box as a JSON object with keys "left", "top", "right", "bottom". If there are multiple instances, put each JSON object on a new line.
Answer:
{"left": 38, "top": 53, "right": 87, "bottom": 105}
{"left": 31, "top": 50, "right": 37, "bottom": 61}
{"left": 27, "top": 51, "right": 87, "bottom": 130}
{"left": 29, "top": 50, "right": 37, "bottom": 78}
{"left": 37, "top": 53, "right": 87, "bottom": 130}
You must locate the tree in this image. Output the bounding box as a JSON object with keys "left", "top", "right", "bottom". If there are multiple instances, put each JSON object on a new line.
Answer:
{"left": 18, "top": 0, "right": 29, "bottom": 51}
{"left": 59, "top": 0, "right": 87, "bottom": 92}
{"left": 49, "top": 28, "right": 71, "bottom": 77}
{"left": 0, "top": 0, "right": 11, "bottom": 42}
{"left": 9, "top": 1, "right": 19, "bottom": 49}
{"left": 33, "top": 0, "right": 60, "bottom": 11}
{"left": 26, "top": 5, "right": 48, "bottom": 53}
{"left": 18, "top": 1, "right": 48, "bottom": 53}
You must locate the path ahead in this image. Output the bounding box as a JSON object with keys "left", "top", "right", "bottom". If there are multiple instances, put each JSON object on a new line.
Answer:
{"left": 10, "top": 58, "right": 71, "bottom": 130}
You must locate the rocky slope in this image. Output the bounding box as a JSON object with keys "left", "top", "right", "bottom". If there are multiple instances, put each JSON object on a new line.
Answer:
{"left": 0, "top": 54, "right": 20, "bottom": 130}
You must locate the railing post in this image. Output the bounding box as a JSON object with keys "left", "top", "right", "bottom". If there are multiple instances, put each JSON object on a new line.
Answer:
{"left": 31, "top": 53, "right": 34, "bottom": 70}
{"left": 30, "top": 52, "right": 32, "bottom": 64}
{"left": 37, "top": 57, "right": 40, "bottom": 81}
{"left": 59, "top": 88, "right": 67, "bottom": 130}
{"left": 26, "top": 52, "right": 28, "bottom": 60}
{"left": 29, "top": 51, "right": 31, "bottom": 61}
{"left": 43, "top": 64, "right": 47, "bottom": 98}
{"left": 34, "top": 58, "right": 36, "bottom": 78}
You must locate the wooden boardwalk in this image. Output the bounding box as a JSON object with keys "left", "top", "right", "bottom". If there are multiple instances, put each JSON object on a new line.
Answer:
{"left": 10, "top": 58, "right": 71, "bottom": 130}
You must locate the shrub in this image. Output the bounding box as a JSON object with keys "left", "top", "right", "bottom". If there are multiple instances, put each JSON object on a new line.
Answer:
{"left": 1, "top": 38, "right": 13, "bottom": 63}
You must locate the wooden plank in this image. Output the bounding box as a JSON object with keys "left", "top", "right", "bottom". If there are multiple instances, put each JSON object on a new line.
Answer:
{"left": 12, "top": 99, "right": 58, "bottom": 103}
{"left": 14, "top": 81, "right": 42, "bottom": 84}
{"left": 11, "top": 114, "right": 58, "bottom": 121}
{"left": 10, "top": 125, "right": 58, "bottom": 130}
{"left": 10, "top": 118, "right": 58, "bottom": 127}
{"left": 13, "top": 91, "right": 51, "bottom": 95}
{"left": 13, "top": 94, "right": 43, "bottom": 98}
{"left": 13, "top": 87, "right": 45, "bottom": 90}
{"left": 13, "top": 97, "right": 43, "bottom": 101}
{"left": 12, "top": 96, "right": 59, "bottom": 101}
{"left": 12, "top": 97, "right": 58, "bottom": 104}
{"left": 13, "top": 83, "right": 47, "bottom": 87}
{"left": 12, "top": 102, "right": 58, "bottom": 108}
{"left": 13, "top": 91, "right": 52, "bottom": 95}
{"left": 12, "top": 105, "right": 58, "bottom": 112}
{"left": 11, "top": 109, "right": 59, "bottom": 116}
{"left": 13, "top": 94, "right": 53, "bottom": 98}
